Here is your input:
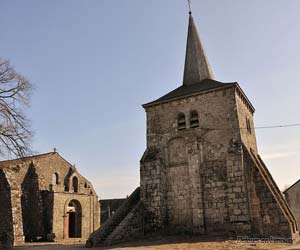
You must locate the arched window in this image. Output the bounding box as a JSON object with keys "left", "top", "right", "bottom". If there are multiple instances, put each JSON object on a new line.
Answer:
{"left": 177, "top": 113, "right": 186, "bottom": 130}
{"left": 52, "top": 173, "right": 59, "bottom": 185}
{"left": 190, "top": 111, "right": 199, "bottom": 128}
{"left": 72, "top": 176, "right": 79, "bottom": 193}
{"left": 84, "top": 183, "right": 88, "bottom": 188}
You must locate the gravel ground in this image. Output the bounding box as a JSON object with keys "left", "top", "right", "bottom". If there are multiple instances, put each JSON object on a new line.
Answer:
{"left": 13, "top": 239, "right": 300, "bottom": 250}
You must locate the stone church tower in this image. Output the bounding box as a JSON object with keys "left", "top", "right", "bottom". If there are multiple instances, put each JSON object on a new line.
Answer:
{"left": 87, "top": 13, "right": 299, "bottom": 247}
{"left": 140, "top": 13, "right": 299, "bottom": 239}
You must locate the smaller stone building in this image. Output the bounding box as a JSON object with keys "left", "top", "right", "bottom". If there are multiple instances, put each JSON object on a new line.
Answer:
{"left": 285, "top": 180, "right": 300, "bottom": 231}
{"left": 0, "top": 151, "right": 100, "bottom": 246}
{"left": 100, "top": 198, "right": 126, "bottom": 224}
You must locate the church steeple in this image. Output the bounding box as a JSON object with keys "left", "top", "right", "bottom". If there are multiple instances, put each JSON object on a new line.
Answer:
{"left": 183, "top": 13, "right": 214, "bottom": 86}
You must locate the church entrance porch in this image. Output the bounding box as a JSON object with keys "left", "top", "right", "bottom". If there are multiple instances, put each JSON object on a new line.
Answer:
{"left": 65, "top": 200, "right": 82, "bottom": 239}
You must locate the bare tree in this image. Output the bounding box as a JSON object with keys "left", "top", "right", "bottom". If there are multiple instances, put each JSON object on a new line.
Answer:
{"left": 0, "top": 58, "right": 32, "bottom": 158}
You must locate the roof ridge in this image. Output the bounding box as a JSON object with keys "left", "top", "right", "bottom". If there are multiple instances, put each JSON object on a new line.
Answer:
{"left": 0, "top": 152, "right": 58, "bottom": 165}
{"left": 283, "top": 179, "right": 300, "bottom": 194}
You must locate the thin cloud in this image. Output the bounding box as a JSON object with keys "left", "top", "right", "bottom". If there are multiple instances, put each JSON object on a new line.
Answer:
{"left": 262, "top": 151, "right": 300, "bottom": 160}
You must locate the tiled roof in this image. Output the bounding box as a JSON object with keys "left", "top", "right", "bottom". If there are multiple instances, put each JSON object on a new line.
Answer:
{"left": 143, "top": 79, "right": 236, "bottom": 107}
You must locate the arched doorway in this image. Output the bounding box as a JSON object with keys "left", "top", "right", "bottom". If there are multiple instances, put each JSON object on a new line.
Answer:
{"left": 65, "top": 200, "right": 82, "bottom": 238}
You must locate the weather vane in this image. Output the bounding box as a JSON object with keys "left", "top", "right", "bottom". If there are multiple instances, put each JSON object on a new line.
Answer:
{"left": 187, "top": 0, "right": 192, "bottom": 14}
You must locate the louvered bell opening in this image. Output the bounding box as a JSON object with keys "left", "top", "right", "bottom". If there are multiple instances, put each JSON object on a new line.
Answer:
{"left": 190, "top": 112, "right": 199, "bottom": 128}
{"left": 178, "top": 114, "right": 186, "bottom": 130}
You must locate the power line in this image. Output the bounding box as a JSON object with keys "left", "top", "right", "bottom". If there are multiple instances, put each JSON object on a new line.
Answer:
{"left": 254, "top": 123, "right": 300, "bottom": 130}
{"left": 200, "top": 123, "right": 300, "bottom": 131}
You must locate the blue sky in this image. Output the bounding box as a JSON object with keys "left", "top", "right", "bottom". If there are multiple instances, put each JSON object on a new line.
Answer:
{"left": 0, "top": 0, "right": 300, "bottom": 198}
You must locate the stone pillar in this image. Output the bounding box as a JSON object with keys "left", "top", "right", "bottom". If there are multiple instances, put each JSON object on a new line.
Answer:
{"left": 187, "top": 140, "right": 205, "bottom": 234}
{"left": 140, "top": 147, "right": 166, "bottom": 233}
{"left": 10, "top": 188, "right": 25, "bottom": 245}
{"left": 3, "top": 168, "right": 24, "bottom": 246}
{"left": 226, "top": 144, "right": 251, "bottom": 235}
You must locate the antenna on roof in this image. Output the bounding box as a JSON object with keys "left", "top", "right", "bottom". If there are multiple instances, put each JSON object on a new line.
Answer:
{"left": 187, "top": 0, "right": 192, "bottom": 15}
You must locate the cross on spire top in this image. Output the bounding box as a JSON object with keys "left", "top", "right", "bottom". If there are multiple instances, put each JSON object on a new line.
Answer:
{"left": 187, "top": 0, "right": 192, "bottom": 14}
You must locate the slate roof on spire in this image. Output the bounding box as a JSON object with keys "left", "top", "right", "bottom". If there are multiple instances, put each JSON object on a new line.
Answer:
{"left": 143, "top": 14, "right": 230, "bottom": 108}
{"left": 183, "top": 14, "right": 214, "bottom": 85}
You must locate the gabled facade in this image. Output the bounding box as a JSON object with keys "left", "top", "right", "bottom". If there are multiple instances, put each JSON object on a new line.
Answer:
{"left": 0, "top": 151, "right": 100, "bottom": 247}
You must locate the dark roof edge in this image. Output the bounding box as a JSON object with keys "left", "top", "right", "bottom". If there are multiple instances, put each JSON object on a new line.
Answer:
{"left": 283, "top": 179, "right": 300, "bottom": 194}
{"left": 143, "top": 82, "right": 256, "bottom": 114}
{"left": 0, "top": 152, "right": 58, "bottom": 166}
{"left": 143, "top": 83, "right": 236, "bottom": 109}
{"left": 235, "top": 84, "right": 255, "bottom": 113}
{"left": 100, "top": 198, "right": 126, "bottom": 202}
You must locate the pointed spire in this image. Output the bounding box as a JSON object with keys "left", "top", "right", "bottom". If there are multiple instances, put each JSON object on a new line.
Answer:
{"left": 183, "top": 14, "right": 214, "bottom": 86}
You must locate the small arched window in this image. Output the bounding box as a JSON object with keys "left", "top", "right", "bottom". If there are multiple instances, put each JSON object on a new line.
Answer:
{"left": 177, "top": 113, "right": 186, "bottom": 130}
{"left": 52, "top": 173, "right": 59, "bottom": 185}
{"left": 84, "top": 183, "right": 88, "bottom": 188}
{"left": 72, "top": 176, "right": 79, "bottom": 193}
{"left": 190, "top": 111, "right": 199, "bottom": 128}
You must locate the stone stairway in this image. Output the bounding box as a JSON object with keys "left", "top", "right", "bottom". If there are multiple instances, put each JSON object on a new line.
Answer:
{"left": 244, "top": 145, "right": 299, "bottom": 241}
{"left": 86, "top": 187, "right": 141, "bottom": 247}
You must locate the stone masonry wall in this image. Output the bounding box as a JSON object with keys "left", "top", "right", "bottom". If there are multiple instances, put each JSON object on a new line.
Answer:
{"left": 21, "top": 163, "right": 45, "bottom": 240}
{"left": 235, "top": 90, "right": 258, "bottom": 153}
{"left": 0, "top": 169, "right": 14, "bottom": 248}
{"left": 225, "top": 149, "right": 251, "bottom": 235}
{"left": 244, "top": 151, "right": 293, "bottom": 238}
{"left": 140, "top": 148, "right": 166, "bottom": 233}
{"left": 0, "top": 166, "right": 24, "bottom": 245}
{"left": 142, "top": 86, "right": 253, "bottom": 235}
{"left": 52, "top": 192, "right": 99, "bottom": 239}
{"left": 141, "top": 83, "right": 295, "bottom": 239}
